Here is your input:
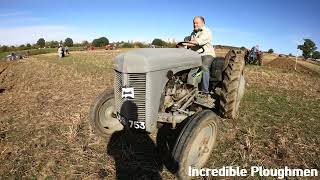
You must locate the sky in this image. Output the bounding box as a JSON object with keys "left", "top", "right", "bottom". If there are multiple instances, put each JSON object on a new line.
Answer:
{"left": 0, "top": 0, "right": 319, "bottom": 55}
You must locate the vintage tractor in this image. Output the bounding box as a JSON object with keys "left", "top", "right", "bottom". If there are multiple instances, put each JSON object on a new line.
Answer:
{"left": 5, "top": 53, "right": 23, "bottom": 61}
{"left": 90, "top": 44, "right": 245, "bottom": 179}
{"left": 105, "top": 44, "right": 116, "bottom": 50}
{"left": 244, "top": 48, "right": 263, "bottom": 66}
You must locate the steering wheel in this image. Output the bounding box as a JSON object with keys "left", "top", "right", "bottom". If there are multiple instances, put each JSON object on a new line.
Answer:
{"left": 176, "top": 41, "right": 205, "bottom": 54}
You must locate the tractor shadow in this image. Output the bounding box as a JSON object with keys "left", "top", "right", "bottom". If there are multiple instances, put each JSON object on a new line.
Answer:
{"left": 106, "top": 101, "right": 187, "bottom": 179}
{"left": 107, "top": 129, "right": 163, "bottom": 180}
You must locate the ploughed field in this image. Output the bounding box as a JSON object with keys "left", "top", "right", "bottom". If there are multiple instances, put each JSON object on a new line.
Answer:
{"left": 0, "top": 49, "right": 319, "bottom": 179}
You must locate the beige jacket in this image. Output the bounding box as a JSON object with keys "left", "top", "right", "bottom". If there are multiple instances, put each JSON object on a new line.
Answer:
{"left": 185, "top": 26, "right": 216, "bottom": 57}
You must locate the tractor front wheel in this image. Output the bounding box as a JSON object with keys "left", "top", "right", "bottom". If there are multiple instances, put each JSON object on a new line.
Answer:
{"left": 172, "top": 110, "right": 219, "bottom": 179}
{"left": 90, "top": 90, "right": 123, "bottom": 140}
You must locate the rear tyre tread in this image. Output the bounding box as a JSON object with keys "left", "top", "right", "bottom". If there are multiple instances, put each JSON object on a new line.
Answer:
{"left": 219, "top": 50, "right": 245, "bottom": 119}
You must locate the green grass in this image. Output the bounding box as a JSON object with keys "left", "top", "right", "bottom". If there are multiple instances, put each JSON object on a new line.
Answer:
{"left": 208, "top": 85, "right": 320, "bottom": 170}
{"left": 33, "top": 51, "right": 115, "bottom": 75}
{"left": 0, "top": 47, "right": 85, "bottom": 60}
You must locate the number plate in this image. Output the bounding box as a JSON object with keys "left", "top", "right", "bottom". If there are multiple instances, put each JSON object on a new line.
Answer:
{"left": 122, "top": 87, "right": 134, "bottom": 99}
{"left": 116, "top": 112, "right": 145, "bottom": 129}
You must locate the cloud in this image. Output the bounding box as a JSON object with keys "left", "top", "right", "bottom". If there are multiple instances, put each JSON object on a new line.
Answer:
{"left": 0, "top": 11, "right": 46, "bottom": 25}
{"left": 0, "top": 12, "right": 108, "bottom": 45}
{"left": 0, "top": 17, "right": 45, "bottom": 24}
{"left": 0, "top": 25, "right": 93, "bottom": 45}
{"left": 0, "top": 11, "right": 27, "bottom": 17}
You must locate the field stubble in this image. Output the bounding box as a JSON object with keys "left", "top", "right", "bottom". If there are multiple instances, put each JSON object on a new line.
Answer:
{"left": 0, "top": 50, "right": 319, "bottom": 179}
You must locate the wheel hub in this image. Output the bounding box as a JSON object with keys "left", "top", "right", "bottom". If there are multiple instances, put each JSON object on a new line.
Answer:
{"left": 98, "top": 101, "right": 121, "bottom": 130}
{"left": 187, "top": 124, "right": 217, "bottom": 168}
{"left": 198, "top": 137, "right": 210, "bottom": 156}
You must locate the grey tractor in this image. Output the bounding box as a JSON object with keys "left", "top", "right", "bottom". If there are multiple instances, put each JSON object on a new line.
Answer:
{"left": 90, "top": 44, "right": 245, "bottom": 179}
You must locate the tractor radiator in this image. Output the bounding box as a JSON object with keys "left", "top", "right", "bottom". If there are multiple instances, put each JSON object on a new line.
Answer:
{"left": 114, "top": 70, "right": 146, "bottom": 122}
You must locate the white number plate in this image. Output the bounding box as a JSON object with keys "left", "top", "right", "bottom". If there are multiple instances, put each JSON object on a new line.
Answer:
{"left": 122, "top": 87, "right": 134, "bottom": 99}
{"left": 128, "top": 120, "right": 145, "bottom": 129}
{"left": 116, "top": 112, "right": 145, "bottom": 129}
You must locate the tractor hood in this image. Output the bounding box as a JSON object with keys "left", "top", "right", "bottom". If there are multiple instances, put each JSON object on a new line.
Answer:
{"left": 113, "top": 48, "right": 202, "bottom": 73}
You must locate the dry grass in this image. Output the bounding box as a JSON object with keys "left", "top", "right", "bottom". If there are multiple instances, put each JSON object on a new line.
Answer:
{"left": 0, "top": 50, "right": 119, "bottom": 179}
{"left": 206, "top": 60, "right": 320, "bottom": 179}
{"left": 0, "top": 49, "right": 319, "bottom": 179}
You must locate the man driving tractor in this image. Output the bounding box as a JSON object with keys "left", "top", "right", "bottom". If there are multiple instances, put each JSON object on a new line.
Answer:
{"left": 182, "top": 16, "right": 216, "bottom": 95}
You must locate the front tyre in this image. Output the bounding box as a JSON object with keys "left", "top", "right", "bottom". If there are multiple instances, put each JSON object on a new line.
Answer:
{"left": 90, "top": 90, "right": 123, "bottom": 139}
{"left": 172, "top": 110, "right": 219, "bottom": 179}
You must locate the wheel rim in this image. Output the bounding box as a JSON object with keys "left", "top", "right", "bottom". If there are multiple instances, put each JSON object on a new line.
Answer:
{"left": 97, "top": 98, "right": 122, "bottom": 132}
{"left": 186, "top": 122, "right": 217, "bottom": 168}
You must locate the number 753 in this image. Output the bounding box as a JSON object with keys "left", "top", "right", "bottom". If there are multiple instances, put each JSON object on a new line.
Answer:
{"left": 128, "top": 120, "right": 145, "bottom": 129}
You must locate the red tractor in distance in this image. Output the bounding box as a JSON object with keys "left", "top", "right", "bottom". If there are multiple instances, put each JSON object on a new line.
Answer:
{"left": 105, "top": 44, "right": 116, "bottom": 50}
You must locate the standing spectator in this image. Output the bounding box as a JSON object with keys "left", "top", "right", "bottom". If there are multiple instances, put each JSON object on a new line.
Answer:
{"left": 58, "top": 46, "right": 64, "bottom": 58}
{"left": 65, "top": 46, "right": 69, "bottom": 55}
{"left": 11, "top": 53, "right": 16, "bottom": 61}
{"left": 26, "top": 50, "right": 30, "bottom": 58}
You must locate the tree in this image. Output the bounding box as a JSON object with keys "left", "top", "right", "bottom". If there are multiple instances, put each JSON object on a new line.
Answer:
{"left": 152, "top": 38, "right": 167, "bottom": 47}
{"left": 313, "top": 51, "right": 320, "bottom": 59}
{"left": 10, "top": 46, "right": 16, "bottom": 51}
{"left": 92, "top": 37, "right": 109, "bottom": 47}
{"left": 267, "top": 49, "right": 274, "bottom": 53}
{"left": 37, "top": 38, "right": 45, "bottom": 48}
{"left": 121, "top": 42, "right": 133, "bottom": 48}
{"left": 133, "top": 42, "right": 147, "bottom": 48}
{"left": 32, "top": 44, "right": 39, "bottom": 49}
{"left": 18, "top": 44, "right": 26, "bottom": 50}
{"left": 297, "top": 39, "right": 317, "bottom": 59}
{"left": 167, "top": 42, "right": 177, "bottom": 48}
{"left": 26, "top": 43, "right": 32, "bottom": 49}
{"left": 64, "top": 38, "right": 73, "bottom": 47}
{"left": 0, "top": 45, "right": 9, "bottom": 52}
{"left": 47, "top": 41, "right": 59, "bottom": 48}
{"left": 81, "top": 40, "right": 89, "bottom": 47}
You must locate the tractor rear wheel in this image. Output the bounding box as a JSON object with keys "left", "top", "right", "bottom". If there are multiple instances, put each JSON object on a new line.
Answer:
{"left": 220, "top": 50, "right": 245, "bottom": 119}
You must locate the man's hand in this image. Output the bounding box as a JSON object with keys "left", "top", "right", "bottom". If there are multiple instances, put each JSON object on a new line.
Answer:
{"left": 176, "top": 41, "right": 199, "bottom": 48}
{"left": 176, "top": 43, "right": 186, "bottom": 48}
{"left": 187, "top": 40, "right": 198, "bottom": 47}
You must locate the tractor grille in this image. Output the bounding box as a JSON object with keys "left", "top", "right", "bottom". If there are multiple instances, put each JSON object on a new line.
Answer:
{"left": 114, "top": 70, "right": 146, "bottom": 122}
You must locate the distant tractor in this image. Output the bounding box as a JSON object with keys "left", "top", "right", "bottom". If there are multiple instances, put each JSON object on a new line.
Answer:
{"left": 86, "top": 45, "right": 96, "bottom": 51}
{"left": 244, "top": 46, "right": 263, "bottom": 66}
{"left": 5, "top": 53, "right": 23, "bottom": 61}
{"left": 105, "top": 44, "right": 116, "bottom": 50}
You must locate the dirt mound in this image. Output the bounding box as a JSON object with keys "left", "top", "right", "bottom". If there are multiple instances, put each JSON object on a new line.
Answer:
{"left": 266, "top": 58, "right": 319, "bottom": 76}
